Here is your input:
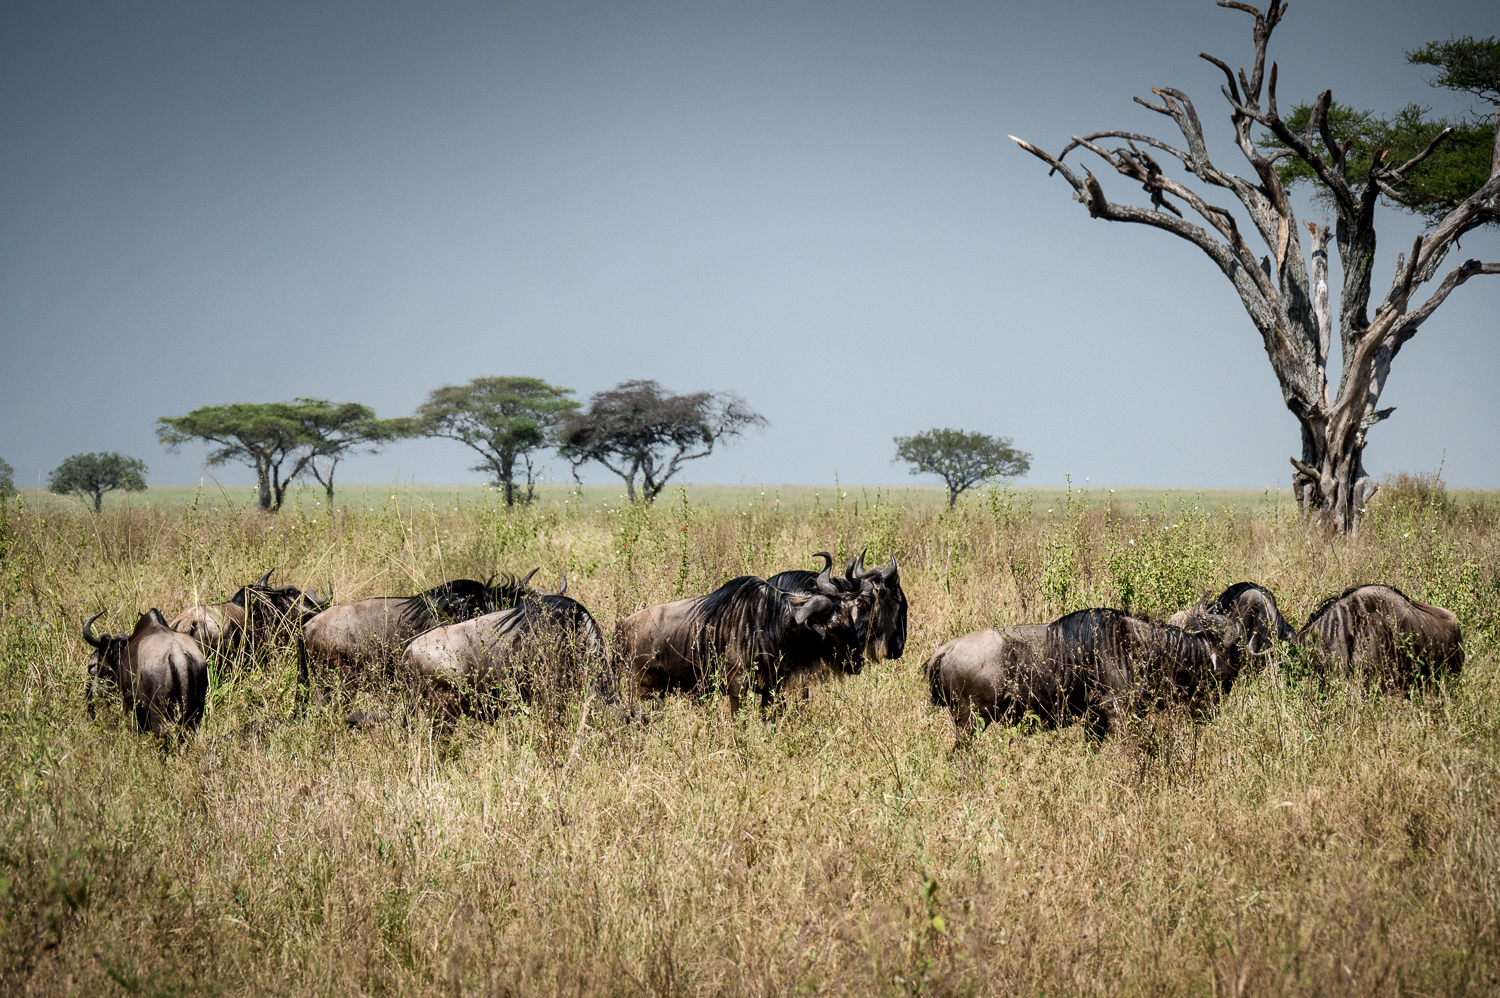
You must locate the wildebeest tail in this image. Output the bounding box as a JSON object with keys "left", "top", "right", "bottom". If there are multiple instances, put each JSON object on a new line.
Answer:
{"left": 926, "top": 649, "right": 948, "bottom": 708}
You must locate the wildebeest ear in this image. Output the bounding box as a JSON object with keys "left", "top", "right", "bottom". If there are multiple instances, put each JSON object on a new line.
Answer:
{"left": 793, "top": 595, "right": 834, "bottom": 627}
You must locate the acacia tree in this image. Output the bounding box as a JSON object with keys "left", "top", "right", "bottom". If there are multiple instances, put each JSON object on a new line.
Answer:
{"left": 290, "top": 398, "right": 409, "bottom": 506}
{"left": 158, "top": 403, "right": 318, "bottom": 511}
{"left": 558, "top": 380, "right": 766, "bottom": 503}
{"left": 894, "top": 428, "right": 1031, "bottom": 507}
{"left": 48, "top": 452, "right": 147, "bottom": 512}
{"left": 1013, "top": 4, "right": 1498, "bottom": 531}
{"left": 415, "top": 377, "right": 579, "bottom": 506}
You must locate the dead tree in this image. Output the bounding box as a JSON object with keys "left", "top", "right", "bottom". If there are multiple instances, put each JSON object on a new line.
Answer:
{"left": 1012, "top": 1, "right": 1499, "bottom": 531}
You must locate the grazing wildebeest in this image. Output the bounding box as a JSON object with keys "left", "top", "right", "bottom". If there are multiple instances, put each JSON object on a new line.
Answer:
{"left": 298, "top": 571, "right": 541, "bottom": 701}
{"left": 616, "top": 565, "right": 871, "bottom": 714}
{"left": 83, "top": 609, "right": 209, "bottom": 736}
{"left": 1169, "top": 581, "right": 1293, "bottom": 663}
{"left": 1296, "top": 585, "right": 1462, "bottom": 689}
{"left": 769, "top": 550, "right": 907, "bottom": 663}
{"left": 401, "top": 576, "right": 616, "bottom": 722}
{"left": 927, "top": 608, "right": 1242, "bottom": 738}
{"left": 171, "top": 568, "right": 327, "bottom": 663}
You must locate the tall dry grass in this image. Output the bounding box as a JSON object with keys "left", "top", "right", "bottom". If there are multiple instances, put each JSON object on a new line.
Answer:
{"left": 1, "top": 480, "right": 1498, "bottom": 996}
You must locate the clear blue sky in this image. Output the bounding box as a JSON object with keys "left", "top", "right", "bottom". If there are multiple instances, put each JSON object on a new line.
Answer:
{"left": 2, "top": 0, "right": 1496, "bottom": 490}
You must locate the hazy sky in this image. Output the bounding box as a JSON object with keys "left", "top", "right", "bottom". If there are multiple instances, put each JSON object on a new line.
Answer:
{"left": 3, "top": 0, "right": 1496, "bottom": 492}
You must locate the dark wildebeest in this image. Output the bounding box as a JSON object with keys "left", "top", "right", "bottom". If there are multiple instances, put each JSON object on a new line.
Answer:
{"left": 83, "top": 609, "right": 209, "bottom": 736}
{"left": 926, "top": 608, "right": 1243, "bottom": 738}
{"left": 298, "top": 571, "right": 541, "bottom": 702}
{"left": 1169, "top": 581, "right": 1293, "bottom": 662}
{"left": 1296, "top": 585, "right": 1462, "bottom": 689}
{"left": 171, "top": 568, "right": 327, "bottom": 663}
{"left": 769, "top": 549, "right": 907, "bottom": 664}
{"left": 616, "top": 564, "right": 871, "bottom": 715}
{"left": 401, "top": 575, "right": 616, "bottom": 722}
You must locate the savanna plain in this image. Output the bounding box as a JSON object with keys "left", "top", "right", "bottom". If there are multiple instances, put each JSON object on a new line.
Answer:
{"left": 2, "top": 479, "right": 1498, "bottom": 996}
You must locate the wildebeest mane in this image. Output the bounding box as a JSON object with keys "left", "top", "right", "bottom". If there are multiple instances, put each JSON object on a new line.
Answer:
{"left": 1048, "top": 608, "right": 1223, "bottom": 678}
{"left": 766, "top": 569, "right": 857, "bottom": 594}
{"left": 398, "top": 575, "right": 542, "bottom": 629}
{"left": 1207, "top": 582, "right": 1274, "bottom": 614}
{"left": 689, "top": 576, "right": 782, "bottom": 627}
{"left": 1303, "top": 584, "right": 1417, "bottom": 629}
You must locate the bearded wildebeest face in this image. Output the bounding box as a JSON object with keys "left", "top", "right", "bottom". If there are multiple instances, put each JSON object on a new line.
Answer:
{"left": 850, "top": 552, "right": 906, "bottom": 662}
{"left": 769, "top": 550, "right": 907, "bottom": 663}
{"left": 1170, "top": 582, "right": 1290, "bottom": 672}
{"left": 82, "top": 611, "right": 128, "bottom": 710}
{"left": 1167, "top": 609, "right": 1245, "bottom": 688}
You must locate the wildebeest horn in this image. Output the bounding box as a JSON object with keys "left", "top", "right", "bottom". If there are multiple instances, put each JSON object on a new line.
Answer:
{"left": 845, "top": 548, "right": 866, "bottom": 581}
{"left": 884, "top": 553, "right": 898, "bottom": 578}
{"left": 811, "top": 551, "right": 833, "bottom": 573}
{"left": 257, "top": 568, "right": 274, "bottom": 587}
{"left": 83, "top": 612, "right": 107, "bottom": 649}
{"left": 815, "top": 564, "right": 840, "bottom": 596}
{"left": 553, "top": 572, "right": 568, "bottom": 597}
{"left": 518, "top": 567, "right": 541, "bottom": 589}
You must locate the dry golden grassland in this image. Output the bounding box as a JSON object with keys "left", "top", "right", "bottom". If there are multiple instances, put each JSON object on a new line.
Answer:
{"left": 1, "top": 479, "right": 1497, "bottom": 996}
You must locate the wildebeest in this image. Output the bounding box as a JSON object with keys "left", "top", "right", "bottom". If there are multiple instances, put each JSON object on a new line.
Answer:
{"left": 83, "top": 609, "right": 209, "bottom": 736}
{"left": 170, "top": 568, "right": 327, "bottom": 663}
{"left": 1169, "top": 581, "right": 1293, "bottom": 662}
{"left": 401, "top": 576, "right": 616, "bottom": 722}
{"left": 298, "top": 571, "right": 541, "bottom": 701}
{"left": 1296, "top": 584, "right": 1462, "bottom": 688}
{"left": 616, "top": 564, "right": 871, "bottom": 714}
{"left": 769, "top": 550, "right": 907, "bottom": 663}
{"left": 927, "top": 608, "right": 1243, "bottom": 738}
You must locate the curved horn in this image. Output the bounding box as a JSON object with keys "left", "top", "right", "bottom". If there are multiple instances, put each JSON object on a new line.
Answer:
{"left": 815, "top": 563, "right": 840, "bottom": 596}
{"left": 518, "top": 567, "right": 541, "bottom": 589}
{"left": 257, "top": 568, "right": 274, "bottom": 587}
{"left": 884, "top": 553, "right": 898, "bottom": 579}
{"left": 82, "top": 611, "right": 107, "bottom": 649}
{"left": 811, "top": 551, "right": 833, "bottom": 573}
{"left": 554, "top": 572, "right": 568, "bottom": 597}
{"left": 846, "top": 548, "right": 867, "bottom": 581}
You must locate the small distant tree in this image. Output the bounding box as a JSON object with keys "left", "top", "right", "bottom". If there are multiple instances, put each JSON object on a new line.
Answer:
{"left": 0, "top": 457, "right": 13, "bottom": 498}
{"left": 290, "top": 398, "right": 410, "bottom": 505}
{"left": 159, "top": 400, "right": 399, "bottom": 511}
{"left": 415, "top": 377, "right": 579, "bottom": 506}
{"left": 48, "top": 452, "right": 148, "bottom": 512}
{"left": 559, "top": 380, "right": 767, "bottom": 503}
{"left": 893, "top": 428, "right": 1031, "bottom": 507}
{"left": 158, "top": 403, "right": 314, "bottom": 511}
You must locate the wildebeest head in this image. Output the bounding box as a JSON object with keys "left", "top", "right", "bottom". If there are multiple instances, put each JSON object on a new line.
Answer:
{"left": 768, "top": 549, "right": 906, "bottom": 663}
{"left": 82, "top": 610, "right": 128, "bottom": 706}
{"left": 793, "top": 563, "right": 873, "bottom": 675}
{"left": 1165, "top": 609, "right": 1244, "bottom": 687}
{"left": 850, "top": 551, "right": 907, "bottom": 662}
{"left": 1170, "top": 582, "right": 1284, "bottom": 672}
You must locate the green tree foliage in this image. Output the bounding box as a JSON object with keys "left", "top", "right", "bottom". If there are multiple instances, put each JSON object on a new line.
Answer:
{"left": 559, "top": 380, "right": 766, "bottom": 503}
{"left": 289, "top": 398, "right": 409, "bottom": 505}
{"left": 0, "top": 457, "right": 14, "bottom": 498}
{"left": 415, "top": 377, "right": 579, "bottom": 507}
{"left": 893, "top": 428, "right": 1031, "bottom": 508}
{"left": 158, "top": 400, "right": 399, "bottom": 511}
{"left": 1261, "top": 103, "right": 1491, "bottom": 224}
{"left": 48, "top": 452, "right": 147, "bottom": 512}
{"left": 1408, "top": 35, "right": 1500, "bottom": 104}
{"left": 1261, "top": 36, "right": 1499, "bottom": 225}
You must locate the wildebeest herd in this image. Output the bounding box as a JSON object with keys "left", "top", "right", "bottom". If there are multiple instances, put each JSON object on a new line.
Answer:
{"left": 80, "top": 552, "right": 1462, "bottom": 742}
